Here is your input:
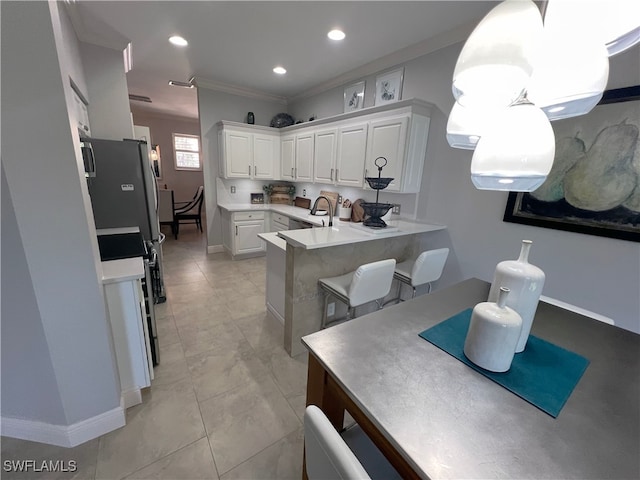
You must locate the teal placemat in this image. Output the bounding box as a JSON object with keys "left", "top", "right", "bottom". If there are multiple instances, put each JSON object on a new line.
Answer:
{"left": 419, "top": 309, "right": 589, "bottom": 417}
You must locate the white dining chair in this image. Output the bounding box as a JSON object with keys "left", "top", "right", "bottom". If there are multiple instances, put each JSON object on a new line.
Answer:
{"left": 304, "top": 405, "right": 371, "bottom": 480}
{"left": 392, "top": 248, "right": 449, "bottom": 301}
{"left": 318, "top": 259, "right": 396, "bottom": 329}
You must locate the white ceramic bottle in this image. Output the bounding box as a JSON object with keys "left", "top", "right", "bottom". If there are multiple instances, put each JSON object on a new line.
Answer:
{"left": 488, "top": 240, "right": 545, "bottom": 353}
{"left": 464, "top": 287, "right": 523, "bottom": 372}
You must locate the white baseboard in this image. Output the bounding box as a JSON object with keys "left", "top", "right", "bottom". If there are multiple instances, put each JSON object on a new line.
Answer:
{"left": 122, "top": 389, "right": 142, "bottom": 409}
{"left": 207, "top": 244, "right": 224, "bottom": 254}
{"left": 540, "top": 295, "right": 615, "bottom": 325}
{"left": 267, "top": 302, "right": 285, "bottom": 326}
{"left": 1, "top": 403, "right": 125, "bottom": 447}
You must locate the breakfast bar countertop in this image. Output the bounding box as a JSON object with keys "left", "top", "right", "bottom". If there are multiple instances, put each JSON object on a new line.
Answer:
{"left": 277, "top": 219, "right": 446, "bottom": 249}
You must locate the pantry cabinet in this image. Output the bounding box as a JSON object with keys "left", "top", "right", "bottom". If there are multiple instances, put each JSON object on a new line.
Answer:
{"left": 218, "top": 122, "right": 279, "bottom": 180}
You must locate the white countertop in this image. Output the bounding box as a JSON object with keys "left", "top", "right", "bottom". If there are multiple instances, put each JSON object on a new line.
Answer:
{"left": 102, "top": 257, "right": 145, "bottom": 284}
{"left": 278, "top": 219, "right": 446, "bottom": 249}
{"left": 218, "top": 203, "right": 330, "bottom": 226}
{"left": 96, "top": 227, "right": 141, "bottom": 235}
{"left": 258, "top": 232, "right": 287, "bottom": 251}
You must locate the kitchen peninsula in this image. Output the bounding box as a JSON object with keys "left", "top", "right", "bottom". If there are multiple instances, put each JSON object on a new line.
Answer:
{"left": 275, "top": 218, "right": 445, "bottom": 356}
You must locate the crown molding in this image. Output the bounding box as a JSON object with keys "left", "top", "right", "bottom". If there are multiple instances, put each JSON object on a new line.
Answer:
{"left": 193, "top": 77, "right": 288, "bottom": 105}
{"left": 288, "top": 20, "right": 476, "bottom": 104}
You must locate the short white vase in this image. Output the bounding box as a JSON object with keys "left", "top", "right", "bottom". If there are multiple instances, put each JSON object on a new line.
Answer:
{"left": 488, "top": 240, "right": 545, "bottom": 353}
{"left": 464, "top": 287, "right": 523, "bottom": 373}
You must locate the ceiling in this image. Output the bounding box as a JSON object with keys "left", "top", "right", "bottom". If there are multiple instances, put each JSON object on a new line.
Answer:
{"left": 71, "top": 1, "right": 498, "bottom": 119}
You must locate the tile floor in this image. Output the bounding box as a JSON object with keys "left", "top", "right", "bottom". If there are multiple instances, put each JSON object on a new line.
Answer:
{"left": 1, "top": 227, "right": 309, "bottom": 479}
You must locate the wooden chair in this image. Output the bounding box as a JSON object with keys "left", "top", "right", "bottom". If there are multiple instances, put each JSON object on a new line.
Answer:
{"left": 173, "top": 186, "right": 204, "bottom": 238}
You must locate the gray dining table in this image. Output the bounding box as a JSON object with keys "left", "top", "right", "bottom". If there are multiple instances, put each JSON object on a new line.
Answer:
{"left": 301, "top": 278, "right": 640, "bottom": 479}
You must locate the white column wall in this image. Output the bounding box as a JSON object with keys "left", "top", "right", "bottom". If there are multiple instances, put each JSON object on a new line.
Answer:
{"left": 1, "top": 1, "right": 121, "bottom": 426}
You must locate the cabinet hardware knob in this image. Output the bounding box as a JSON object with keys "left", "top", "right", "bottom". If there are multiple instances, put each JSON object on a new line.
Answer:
{"left": 249, "top": 165, "right": 251, "bottom": 175}
{"left": 291, "top": 167, "right": 294, "bottom": 177}
{"left": 236, "top": 226, "right": 238, "bottom": 235}
{"left": 330, "top": 168, "right": 334, "bottom": 181}
{"left": 254, "top": 165, "right": 257, "bottom": 176}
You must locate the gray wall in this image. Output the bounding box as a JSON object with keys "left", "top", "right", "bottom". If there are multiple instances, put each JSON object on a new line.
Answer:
{"left": 1, "top": 1, "right": 120, "bottom": 426}
{"left": 131, "top": 110, "right": 204, "bottom": 203}
{"left": 289, "top": 42, "right": 640, "bottom": 333}
{"left": 197, "top": 88, "right": 284, "bottom": 246}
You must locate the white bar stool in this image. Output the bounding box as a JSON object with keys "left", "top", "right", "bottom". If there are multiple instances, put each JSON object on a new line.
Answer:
{"left": 392, "top": 248, "right": 449, "bottom": 301}
{"left": 318, "top": 259, "right": 396, "bottom": 329}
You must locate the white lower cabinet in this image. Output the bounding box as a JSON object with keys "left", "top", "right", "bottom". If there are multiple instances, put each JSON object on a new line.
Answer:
{"left": 270, "top": 212, "right": 290, "bottom": 232}
{"left": 103, "top": 276, "right": 152, "bottom": 409}
{"left": 223, "top": 211, "right": 266, "bottom": 257}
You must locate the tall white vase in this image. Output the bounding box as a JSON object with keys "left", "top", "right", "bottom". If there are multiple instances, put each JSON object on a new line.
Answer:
{"left": 464, "top": 287, "right": 523, "bottom": 372}
{"left": 488, "top": 240, "right": 545, "bottom": 353}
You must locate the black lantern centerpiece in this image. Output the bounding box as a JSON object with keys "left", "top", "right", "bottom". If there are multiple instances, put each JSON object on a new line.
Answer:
{"left": 361, "top": 157, "right": 394, "bottom": 228}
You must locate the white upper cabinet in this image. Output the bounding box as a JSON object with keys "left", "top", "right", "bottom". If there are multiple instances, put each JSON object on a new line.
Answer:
{"left": 218, "top": 122, "right": 279, "bottom": 180}
{"left": 313, "top": 128, "right": 338, "bottom": 184}
{"left": 336, "top": 122, "right": 368, "bottom": 187}
{"left": 365, "top": 116, "right": 409, "bottom": 192}
{"left": 281, "top": 135, "right": 295, "bottom": 180}
{"left": 295, "top": 131, "right": 314, "bottom": 182}
{"left": 253, "top": 133, "right": 278, "bottom": 179}
{"left": 218, "top": 99, "right": 433, "bottom": 193}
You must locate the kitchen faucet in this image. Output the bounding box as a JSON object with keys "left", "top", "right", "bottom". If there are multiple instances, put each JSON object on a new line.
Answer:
{"left": 310, "top": 195, "right": 333, "bottom": 227}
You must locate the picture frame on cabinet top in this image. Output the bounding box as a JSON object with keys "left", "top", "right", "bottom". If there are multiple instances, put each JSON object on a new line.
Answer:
{"left": 344, "top": 81, "right": 366, "bottom": 112}
{"left": 375, "top": 68, "right": 404, "bottom": 106}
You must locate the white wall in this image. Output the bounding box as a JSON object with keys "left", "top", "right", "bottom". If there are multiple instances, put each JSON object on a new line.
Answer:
{"left": 289, "top": 42, "right": 640, "bottom": 333}
{"left": 80, "top": 42, "right": 134, "bottom": 140}
{"left": 1, "top": 1, "right": 121, "bottom": 429}
{"left": 197, "top": 88, "right": 284, "bottom": 247}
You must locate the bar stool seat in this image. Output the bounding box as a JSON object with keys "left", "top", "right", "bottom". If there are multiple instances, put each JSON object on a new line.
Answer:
{"left": 318, "top": 259, "right": 396, "bottom": 329}
{"left": 392, "top": 248, "right": 449, "bottom": 302}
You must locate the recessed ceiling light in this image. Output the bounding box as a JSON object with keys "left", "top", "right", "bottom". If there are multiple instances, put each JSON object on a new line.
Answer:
{"left": 328, "top": 29, "right": 346, "bottom": 41}
{"left": 169, "top": 35, "right": 188, "bottom": 47}
{"left": 273, "top": 66, "right": 287, "bottom": 75}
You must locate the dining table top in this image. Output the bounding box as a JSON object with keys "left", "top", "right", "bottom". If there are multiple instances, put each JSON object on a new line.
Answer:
{"left": 301, "top": 278, "right": 640, "bottom": 479}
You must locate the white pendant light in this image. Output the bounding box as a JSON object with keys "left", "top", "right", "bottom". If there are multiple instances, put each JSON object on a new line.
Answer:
{"left": 452, "top": 0, "right": 543, "bottom": 109}
{"left": 543, "top": 0, "right": 640, "bottom": 57}
{"left": 470, "top": 102, "right": 555, "bottom": 191}
{"left": 527, "top": 27, "right": 609, "bottom": 121}
{"left": 446, "top": 102, "right": 506, "bottom": 150}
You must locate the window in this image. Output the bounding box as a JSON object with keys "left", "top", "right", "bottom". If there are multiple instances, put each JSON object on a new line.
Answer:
{"left": 173, "top": 133, "right": 201, "bottom": 170}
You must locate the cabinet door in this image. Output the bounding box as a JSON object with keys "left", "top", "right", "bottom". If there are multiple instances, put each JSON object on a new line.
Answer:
{"left": 253, "top": 134, "right": 277, "bottom": 179}
{"left": 336, "top": 123, "right": 368, "bottom": 187}
{"left": 295, "top": 132, "right": 314, "bottom": 181}
{"left": 313, "top": 128, "right": 337, "bottom": 184}
{"left": 234, "top": 221, "right": 264, "bottom": 254}
{"left": 365, "top": 116, "right": 409, "bottom": 192}
{"left": 281, "top": 135, "right": 295, "bottom": 180}
{"left": 225, "top": 130, "right": 253, "bottom": 178}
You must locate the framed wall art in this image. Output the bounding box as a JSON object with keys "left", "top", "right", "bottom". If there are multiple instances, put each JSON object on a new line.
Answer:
{"left": 375, "top": 68, "right": 404, "bottom": 106}
{"left": 344, "top": 81, "right": 365, "bottom": 112}
{"left": 503, "top": 85, "right": 640, "bottom": 242}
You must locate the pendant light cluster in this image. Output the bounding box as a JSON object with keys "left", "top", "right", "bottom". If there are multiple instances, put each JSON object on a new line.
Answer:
{"left": 447, "top": 0, "right": 640, "bottom": 192}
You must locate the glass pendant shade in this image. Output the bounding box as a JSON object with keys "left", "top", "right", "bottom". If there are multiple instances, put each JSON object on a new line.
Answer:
{"left": 470, "top": 103, "right": 555, "bottom": 191}
{"left": 527, "top": 30, "right": 609, "bottom": 121}
{"left": 446, "top": 102, "right": 505, "bottom": 150}
{"left": 543, "top": 0, "right": 640, "bottom": 57}
{"left": 452, "top": 0, "right": 543, "bottom": 108}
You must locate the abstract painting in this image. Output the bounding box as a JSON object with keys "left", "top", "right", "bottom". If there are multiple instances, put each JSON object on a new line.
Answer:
{"left": 504, "top": 86, "right": 640, "bottom": 242}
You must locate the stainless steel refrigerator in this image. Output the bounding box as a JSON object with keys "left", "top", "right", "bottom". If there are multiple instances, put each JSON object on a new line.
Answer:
{"left": 87, "top": 138, "right": 166, "bottom": 302}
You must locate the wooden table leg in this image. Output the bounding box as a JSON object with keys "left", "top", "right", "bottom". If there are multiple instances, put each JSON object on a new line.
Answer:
{"left": 303, "top": 354, "right": 346, "bottom": 479}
